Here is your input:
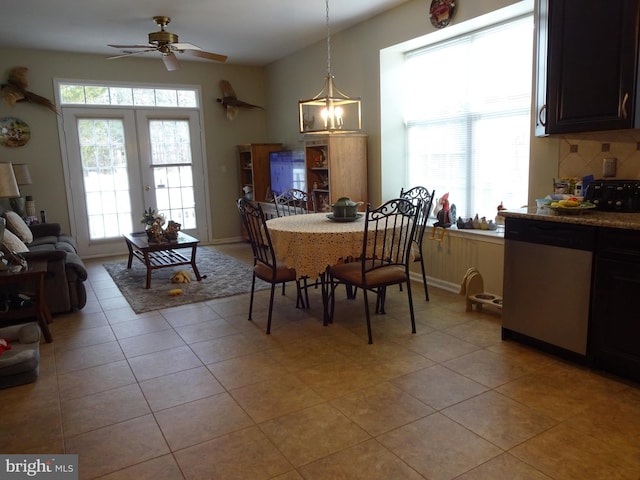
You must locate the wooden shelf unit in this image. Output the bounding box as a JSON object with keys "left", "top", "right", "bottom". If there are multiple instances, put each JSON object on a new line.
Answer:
{"left": 304, "top": 134, "right": 367, "bottom": 212}
{"left": 237, "top": 143, "right": 283, "bottom": 203}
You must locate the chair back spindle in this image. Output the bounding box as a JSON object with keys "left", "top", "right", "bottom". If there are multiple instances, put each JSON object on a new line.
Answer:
{"left": 273, "top": 188, "right": 314, "bottom": 217}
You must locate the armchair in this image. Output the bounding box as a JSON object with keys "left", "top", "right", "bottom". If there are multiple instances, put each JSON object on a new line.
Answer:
{"left": 1, "top": 208, "right": 87, "bottom": 315}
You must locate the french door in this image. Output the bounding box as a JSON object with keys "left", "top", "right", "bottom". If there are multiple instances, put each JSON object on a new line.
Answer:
{"left": 62, "top": 107, "right": 209, "bottom": 257}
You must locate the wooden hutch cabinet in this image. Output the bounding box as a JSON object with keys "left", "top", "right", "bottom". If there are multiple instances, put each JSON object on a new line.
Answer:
{"left": 304, "top": 134, "right": 367, "bottom": 212}
{"left": 237, "top": 143, "right": 282, "bottom": 203}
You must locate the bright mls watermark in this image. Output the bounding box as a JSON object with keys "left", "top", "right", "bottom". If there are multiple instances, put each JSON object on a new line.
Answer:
{"left": 1, "top": 455, "right": 78, "bottom": 479}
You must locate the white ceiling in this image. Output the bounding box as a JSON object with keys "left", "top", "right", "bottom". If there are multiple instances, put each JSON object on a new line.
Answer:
{"left": 0, "top": 0, "right": 411, "bottom": 66}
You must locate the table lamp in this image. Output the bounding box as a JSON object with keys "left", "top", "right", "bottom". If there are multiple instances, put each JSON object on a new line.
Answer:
{"left": 0, "top": 163, "right": 20, "bottom": 199}
{"left": 9, "top": 163, "right": 32, "bottom": 218}
{"left": 0, "top": 164, "right": 19, "bottom": 270}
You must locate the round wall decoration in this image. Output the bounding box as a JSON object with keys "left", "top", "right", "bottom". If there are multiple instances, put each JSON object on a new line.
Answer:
{"left": 430, "top": 0, "right": 456, "bottom": 29}
{"left": 0, "top": 117, "right": 31, "bottom": 147}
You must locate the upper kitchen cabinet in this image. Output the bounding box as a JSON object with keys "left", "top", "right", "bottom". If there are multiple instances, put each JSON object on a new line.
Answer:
{"left": 535, "top": 0, "right": 640, "bottom": 136}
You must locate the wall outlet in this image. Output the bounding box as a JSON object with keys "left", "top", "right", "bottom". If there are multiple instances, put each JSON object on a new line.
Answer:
{"left": 603, "top": 157, "right": 617, "bottom": 177}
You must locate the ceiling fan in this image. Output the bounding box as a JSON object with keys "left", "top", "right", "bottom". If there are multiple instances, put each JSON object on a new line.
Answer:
{"left": 107, "top": 16, "right": 227, "bottom": 71}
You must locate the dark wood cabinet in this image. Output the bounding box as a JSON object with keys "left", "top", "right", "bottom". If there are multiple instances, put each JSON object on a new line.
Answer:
{"left": 535, "top": 0, "right": 640, "bottom": 136}
{"left": 237, "top": 143, "right": 282, "bottom": 204}
{"left": 590, "top": 228, "right": 640, "bottom": 382}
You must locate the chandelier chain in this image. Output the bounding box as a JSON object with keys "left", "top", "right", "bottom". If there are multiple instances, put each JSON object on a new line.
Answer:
{"left": 326, "top": 0, "right": 332, "bottom": 76}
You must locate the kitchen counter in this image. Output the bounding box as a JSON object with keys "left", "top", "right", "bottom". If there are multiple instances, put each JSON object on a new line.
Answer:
{"left": 499, "top": 207, "right": 640, "bottom": 230}
{"left": 500, "top": 208, "right": 640, "bottom": 382}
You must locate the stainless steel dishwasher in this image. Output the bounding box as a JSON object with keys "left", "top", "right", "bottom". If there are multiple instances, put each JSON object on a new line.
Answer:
{"left": 502, "top": 217, "right": 596, "bottom": 357}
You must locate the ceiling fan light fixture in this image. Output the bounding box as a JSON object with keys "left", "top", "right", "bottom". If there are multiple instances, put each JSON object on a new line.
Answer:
{"left": 299, "top": 0, "right": 361, "bottom": 134}
{"left": 106, "top": 15, "right": 227, "bottom": 71}
{"left": 149, "top": 31, "right": 179, "bottom": 44}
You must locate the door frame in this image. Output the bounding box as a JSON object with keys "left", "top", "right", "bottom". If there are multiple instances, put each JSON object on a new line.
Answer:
{"left": 57, "top": 100, "right": 211, "bottom": 259}
{"left": 135, "top": 109, "right": 209, "bottom": 242}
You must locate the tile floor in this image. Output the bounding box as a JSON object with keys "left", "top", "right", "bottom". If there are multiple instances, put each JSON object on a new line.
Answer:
{"left": 2, "top": 242, "right": 640, "bottom": 479}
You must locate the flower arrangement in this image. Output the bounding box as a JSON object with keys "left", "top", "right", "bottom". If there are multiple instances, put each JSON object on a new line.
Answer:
{"left": 141, "top": 207, "right": 165, "bottom": 227}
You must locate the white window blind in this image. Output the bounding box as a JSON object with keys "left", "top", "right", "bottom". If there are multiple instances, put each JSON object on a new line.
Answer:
{"left": 404, "top": 15, "right": 533, "bottom": 220}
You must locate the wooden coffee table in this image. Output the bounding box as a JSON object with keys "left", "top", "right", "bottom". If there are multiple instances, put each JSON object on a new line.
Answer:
{"left": 123, "top": 231, "right": 202, "bottom": 289}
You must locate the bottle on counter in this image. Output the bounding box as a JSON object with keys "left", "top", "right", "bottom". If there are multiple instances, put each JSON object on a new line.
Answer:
{"left": 574, "top": 181, "right": 583, "bottom": 197}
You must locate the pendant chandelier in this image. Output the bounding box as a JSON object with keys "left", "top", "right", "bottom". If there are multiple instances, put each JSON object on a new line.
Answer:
{"left": 298, "top": 0, "right": 362, "bottom": 134}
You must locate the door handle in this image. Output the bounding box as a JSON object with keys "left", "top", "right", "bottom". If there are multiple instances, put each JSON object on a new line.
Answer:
{"left": 538, "top": 104, "right": 547, "bottom": 127}
{"left": 621, "top": 92, "right": 629, "bottom": 120}
{"left": 144, "top": 185, "right": 151, "bottom": 191}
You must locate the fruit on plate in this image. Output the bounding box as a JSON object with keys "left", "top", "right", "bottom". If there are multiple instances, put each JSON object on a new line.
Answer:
{"left": 549, "top": 199, "right": 595, "bottom": 209}
{"left": 554, "top": 199, "right": 580, "bottom": 207}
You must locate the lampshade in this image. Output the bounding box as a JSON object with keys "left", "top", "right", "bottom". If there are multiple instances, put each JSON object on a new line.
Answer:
{"left": 12, "top": 163, "right": 32, "bottom": 186}
{"left": 0, "top": 163, "right": 20, "bottom": 198}
{"left": 299, "top": 0, "right": 362, "bottom": 134}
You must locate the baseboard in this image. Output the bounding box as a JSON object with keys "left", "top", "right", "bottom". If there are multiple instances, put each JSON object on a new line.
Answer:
{"left": 408, "top": 272, "right": 460, "bottom": 294}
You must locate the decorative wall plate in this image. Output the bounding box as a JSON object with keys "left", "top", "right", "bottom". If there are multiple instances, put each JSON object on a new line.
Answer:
{"left": 430, "top": 0, "right": 456, "bottom": 29}
{"left": 0, "top": 117, "right": 31, "bottom": 147}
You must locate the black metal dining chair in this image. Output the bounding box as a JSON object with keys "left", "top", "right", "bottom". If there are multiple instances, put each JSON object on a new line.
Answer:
{"left": 273, "top": 188, "right": 315, "bottom": 217}
{"left": 236, "top": 197, "right": 305, "bottom": 334}
{"left": 272, "top": 188, "right": 316, "bottom": 306}
{"left": 327, "top": 198, "right": 421, "bottom": 344}
{"left": 400, "top": 186, "right": 435, "bottom": 301}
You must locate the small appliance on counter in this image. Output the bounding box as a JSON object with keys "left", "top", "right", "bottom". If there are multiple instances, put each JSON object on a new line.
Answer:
{"left": 583, "top": 179, "right": 640, "bottom": 212}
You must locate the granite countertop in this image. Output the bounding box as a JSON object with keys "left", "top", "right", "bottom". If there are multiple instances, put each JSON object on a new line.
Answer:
{"left": 499, "top": 207, "right": 640, "bottom": 230}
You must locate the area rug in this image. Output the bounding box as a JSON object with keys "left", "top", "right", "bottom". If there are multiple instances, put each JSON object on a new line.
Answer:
{"left": 103, "top": 247, "right": 268, "bottom": 313}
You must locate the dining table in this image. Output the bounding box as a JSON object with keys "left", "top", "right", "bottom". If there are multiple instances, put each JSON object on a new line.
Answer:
{"left": 267, "top": 212, "right": 368, "bottom": 324}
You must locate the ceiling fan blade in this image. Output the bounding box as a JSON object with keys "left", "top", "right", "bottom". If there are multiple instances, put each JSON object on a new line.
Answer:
{"left": 162, "top": 52, "right": 180, "bottom": 71}
{"left": 108, "top": 44, "right": 154, "bottom": 49}
{"left": 107, "top": 49, "right": 157, "bottom": 60}
{"left": 185, "top": 49, "right": 228, "bottom": 63}
{"left": 171, "top": 42, "right": 201, "bottom": 51}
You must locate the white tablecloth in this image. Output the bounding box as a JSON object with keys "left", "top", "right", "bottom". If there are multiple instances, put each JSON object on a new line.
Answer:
{"left": 267, "top": 213, "right": 366, "bottom": 279}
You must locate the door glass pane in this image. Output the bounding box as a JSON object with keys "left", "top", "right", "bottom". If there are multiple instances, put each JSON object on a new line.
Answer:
{"left": 149, "top": 120, "right": 196, "bottom": 229}
{"left": 77, "top": 119, "right": 133, "bottom": 239}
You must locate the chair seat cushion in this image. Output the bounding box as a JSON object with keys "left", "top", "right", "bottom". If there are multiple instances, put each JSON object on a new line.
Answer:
{"left": 254, "top": 262, "right": 297, "bottom": 283}
{"left": 25, "top": 243, "right": 56, "bottom": 253}
{"left": 329, "top": 261, "right": 407, "bottom": 287}
{"left": 28, "top": 236, "right": 59, "bottom": 248}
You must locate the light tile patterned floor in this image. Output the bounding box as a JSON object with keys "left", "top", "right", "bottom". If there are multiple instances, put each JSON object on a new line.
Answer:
{"left": 2, "top": 243, "right": 640, "bottom": 479}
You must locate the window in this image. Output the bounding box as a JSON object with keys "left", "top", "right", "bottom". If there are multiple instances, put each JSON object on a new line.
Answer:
{"left": 59, "top": 83, "right": 198, "bottom": 108}
{"left": 404, "top": 14, "right": 533, "bottom": 219}
{"left": 57, "top": 80, "right": 208, "bottom": 257}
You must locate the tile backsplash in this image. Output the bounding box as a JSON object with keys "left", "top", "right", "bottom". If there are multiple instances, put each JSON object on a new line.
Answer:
{"left": 558, "top": 130, "right": 640, "bottom": 180}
